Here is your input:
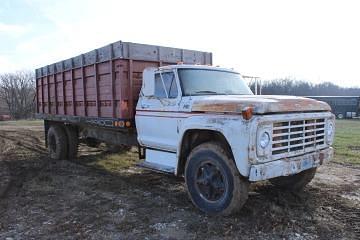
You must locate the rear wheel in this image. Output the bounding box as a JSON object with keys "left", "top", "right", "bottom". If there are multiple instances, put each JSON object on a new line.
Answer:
{"left": 270, "top": 167, "right": 317, "bottom": 191}
{"left": 64, "top": 125, "right": 78, "bottom": 160}
{"left": 185, "top": 142, "right": 248, "bottom": 215}
{"left": 47, "top": 125, "right": 68, "bottom": 160}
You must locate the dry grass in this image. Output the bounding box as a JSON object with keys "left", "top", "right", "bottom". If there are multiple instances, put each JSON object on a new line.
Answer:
{"left": 80, "top": 145, "right": 139, "bottom": 172}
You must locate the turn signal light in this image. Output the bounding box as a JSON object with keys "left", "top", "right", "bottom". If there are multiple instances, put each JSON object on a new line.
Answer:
{"left": 242, "top": 107, "right": 253, "bottom": 120}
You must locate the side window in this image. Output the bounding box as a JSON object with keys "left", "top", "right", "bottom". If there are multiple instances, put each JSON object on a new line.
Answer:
{"left": 154, "top": 71, "right": 178, "bottom": 98}
{"left": 154, "top": 74, "right": 167, "bottom": 98}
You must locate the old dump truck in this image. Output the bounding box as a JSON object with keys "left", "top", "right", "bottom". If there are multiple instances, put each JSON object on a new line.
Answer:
{"left": 36, "top": 41, "right": 335, "bottom": 215}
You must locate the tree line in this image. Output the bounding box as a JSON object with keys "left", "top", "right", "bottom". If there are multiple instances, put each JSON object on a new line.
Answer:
{"left": 0, "top": 71, "right": 36, "bottom": 119}
{"left": 249, "top": 78, "right": 360, "bottom": 96}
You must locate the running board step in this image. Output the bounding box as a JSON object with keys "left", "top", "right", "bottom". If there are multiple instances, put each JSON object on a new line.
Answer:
{"left": 137, "top": 161, "right": 175, "bottom": 174}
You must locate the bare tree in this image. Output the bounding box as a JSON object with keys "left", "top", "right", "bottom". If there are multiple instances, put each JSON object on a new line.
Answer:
{"left": 0, "top": 71, "right": 35, "bottom": 119}
{"left": 249, "top": 78, "right": 360, "bottom": 96}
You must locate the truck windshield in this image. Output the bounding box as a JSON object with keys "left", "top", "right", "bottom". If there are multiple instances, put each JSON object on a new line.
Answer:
{"left": 178, "top": 69, "right": 253, "bottom": 96}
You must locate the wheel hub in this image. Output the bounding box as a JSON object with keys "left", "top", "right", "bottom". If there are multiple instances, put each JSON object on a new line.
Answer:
{"left": 196, "top": 162, "right": 227, "bottom": 202}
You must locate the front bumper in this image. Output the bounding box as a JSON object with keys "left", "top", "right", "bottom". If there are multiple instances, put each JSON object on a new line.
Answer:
{"left": 248, "top": 147, "right": 333, "bottom": 182}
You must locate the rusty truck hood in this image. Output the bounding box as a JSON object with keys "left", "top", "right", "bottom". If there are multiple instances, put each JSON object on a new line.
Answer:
{"left": 191, "top": 95, "right": 331, "bottom": 114}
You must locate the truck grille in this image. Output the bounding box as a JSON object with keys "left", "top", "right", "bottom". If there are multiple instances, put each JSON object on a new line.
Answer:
{"left": 272, "top": 118, "right": 326, "bottom": 158}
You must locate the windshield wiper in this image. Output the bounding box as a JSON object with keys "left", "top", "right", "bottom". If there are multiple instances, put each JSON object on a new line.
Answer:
{"left": 193, "top": 90, "right": 219, "bottom": 95}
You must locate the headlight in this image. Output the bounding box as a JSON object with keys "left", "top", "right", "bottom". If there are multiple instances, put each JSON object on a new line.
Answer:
{"left": 256, "top": 126, "right": 272, "bottom": 157}
{"left": 326, "top": 120, "right": 335, "bottom": 144}
{"left": 259, "top": 131, "right": 270, "bottom": 149}
{"left": 327, "top": 122, "right": 334, "bottom": 137}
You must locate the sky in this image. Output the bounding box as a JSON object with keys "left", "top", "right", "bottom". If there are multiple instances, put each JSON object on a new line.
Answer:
{"left": 0, "top": 0, "right": 359, "bottom": 87}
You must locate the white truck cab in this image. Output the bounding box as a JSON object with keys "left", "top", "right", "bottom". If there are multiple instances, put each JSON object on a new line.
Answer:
{"left": 135, "top": 64, "right": 335, "bottom": 215}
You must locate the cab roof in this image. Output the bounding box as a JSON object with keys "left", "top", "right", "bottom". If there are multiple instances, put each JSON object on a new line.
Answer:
{"left": 158, "top": 64, "right": 240, "bottom": 74}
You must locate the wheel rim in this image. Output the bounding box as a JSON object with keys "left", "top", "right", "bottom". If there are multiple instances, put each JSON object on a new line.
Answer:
{"left": 195, "top": 161, "right": 228, "bottom": 202}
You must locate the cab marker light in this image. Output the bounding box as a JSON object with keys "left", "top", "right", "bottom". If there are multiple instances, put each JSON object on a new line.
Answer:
{"left": 242, "top": 107, "right": 253, "bottom": 120}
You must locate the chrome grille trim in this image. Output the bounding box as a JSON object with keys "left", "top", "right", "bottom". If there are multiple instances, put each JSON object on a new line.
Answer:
{"left": 271, "top": 118, "right": 326, "bottom": 160}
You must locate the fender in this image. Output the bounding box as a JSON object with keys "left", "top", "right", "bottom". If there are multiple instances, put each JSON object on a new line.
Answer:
{"left": 176, "top": 114, "right": 255, "bottom": 177}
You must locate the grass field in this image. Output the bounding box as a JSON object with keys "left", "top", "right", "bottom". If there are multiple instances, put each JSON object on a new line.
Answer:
{"left": 333, "top": 119, "right": 360, "bottom": 165}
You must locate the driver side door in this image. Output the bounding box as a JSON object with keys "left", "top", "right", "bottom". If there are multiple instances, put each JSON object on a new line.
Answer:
{"left": 136, "top": 70, "right": 181, "bottom": 152}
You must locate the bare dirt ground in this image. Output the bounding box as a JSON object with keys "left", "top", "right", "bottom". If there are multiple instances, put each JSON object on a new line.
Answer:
{"left": 0, "top": 123, "right": 359, "bottom": 239}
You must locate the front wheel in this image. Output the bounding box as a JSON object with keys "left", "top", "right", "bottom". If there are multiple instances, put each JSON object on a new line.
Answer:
{"left": 185, "top": 142, "right": 248, "bottom": 215}
{"left": 269, "top": 167, "right": 317, "bottom": 191}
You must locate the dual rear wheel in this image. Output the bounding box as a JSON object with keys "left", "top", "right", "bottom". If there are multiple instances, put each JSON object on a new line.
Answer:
{"left": 47, "top": 124, "right": 78, "bottom": 160}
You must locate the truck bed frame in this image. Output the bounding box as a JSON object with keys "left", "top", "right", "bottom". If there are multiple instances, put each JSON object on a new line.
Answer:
{"left": 35, "top": 41, "right": 212, "bottom": 129}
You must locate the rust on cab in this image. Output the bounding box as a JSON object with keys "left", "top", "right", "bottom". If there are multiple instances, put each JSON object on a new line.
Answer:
{"left": 191, "top": 95, "right": 331, "bottom": 114}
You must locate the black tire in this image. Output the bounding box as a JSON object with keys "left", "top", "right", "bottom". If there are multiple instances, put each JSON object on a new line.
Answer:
{"left": 185, "top": 142, "right": 249, "bottom": 215}
{"left": 269, "top": 167, "right": 317, "bottom": 191}
{"left": 47, "top": 125, "right": 68, "bottom": 160}
{"left": 64, "top": 125, "right": 78, "bottom": 160}
{"left": 337, "top": 113, "right": 344, "bottom": 119}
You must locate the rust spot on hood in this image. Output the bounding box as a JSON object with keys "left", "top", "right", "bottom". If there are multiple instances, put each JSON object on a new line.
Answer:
{"left": 191, "top": 95, "right": 331, "bottom": 114}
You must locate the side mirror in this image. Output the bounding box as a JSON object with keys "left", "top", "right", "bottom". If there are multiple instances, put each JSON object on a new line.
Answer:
{"left": 142, "top": 67, "right": 157, "bottom": 97}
